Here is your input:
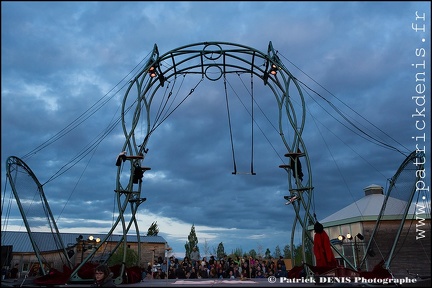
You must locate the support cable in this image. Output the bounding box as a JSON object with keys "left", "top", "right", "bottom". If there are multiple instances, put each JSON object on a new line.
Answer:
{"left": 279, "top": 53, "right": 409, "bottom": 157}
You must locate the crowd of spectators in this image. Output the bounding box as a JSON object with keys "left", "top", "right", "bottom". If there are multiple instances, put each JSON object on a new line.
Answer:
{"left": 142, "top": 252, "right": 288, "bottom": 280}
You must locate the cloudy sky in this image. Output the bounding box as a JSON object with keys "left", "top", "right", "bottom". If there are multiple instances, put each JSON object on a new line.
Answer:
{"left": 2, "top": 1, "right": 430, "bottom": 259}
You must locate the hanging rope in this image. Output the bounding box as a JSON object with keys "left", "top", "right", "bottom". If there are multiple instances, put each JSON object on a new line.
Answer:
{"left": 150, "top": 74, "right": 204, "bottom": 133}
{"left": 250, "top": 72, "right": 256, "bottom": 175}
{"left": 224, "top": 75, "right": 237, "bottom": 174}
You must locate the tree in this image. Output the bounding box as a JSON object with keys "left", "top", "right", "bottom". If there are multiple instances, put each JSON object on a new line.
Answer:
{"left": 147, "top": 221, "right": 159, "bottom": 236}
{"left": 273, "top": 245, "right": 282, "bottom": 258}
{"left": 217, "top": 242, "right": 225, "bottom": 260}
{"left": 283, "top": 244, "right": 292, "bottom": 259}
{"left": 231, "top": 247, "right": 243, "bottom": 258}
{"left": 292, "top": 243, "right": 313, "bottom": 266}
{"left": 249, "top": 249, "right": 257, "bottom": 259}
{"left": 184, "top": 224, "right": 199, "bottom": 259}
{"left": 305, "top": 240, "right": 313, "bottom": 265}
{"left": 211, "top": 246, "right": 218, "bottom": 257}
{"left": 292, "top": 244, "right": 301, "bottom": 265}
{"left": 108, "top": 243, "right": 138, "bottom": 268}
{"left": 257, "top": 244, "right": 264, "bottom": 259}
{"left": 203, "top": 239, "right": 210, "bottom": 257}
{"left": 264, "top": 248, "right": 272, "bottom": 259}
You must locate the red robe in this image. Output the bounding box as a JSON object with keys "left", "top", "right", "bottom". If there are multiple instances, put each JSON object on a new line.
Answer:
{"left": 313, "top": 231, "right": 337, "bottom": 267}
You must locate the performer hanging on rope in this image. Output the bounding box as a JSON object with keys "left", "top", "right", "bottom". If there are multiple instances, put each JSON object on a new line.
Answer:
{"left": 313, "top": 221, "right": 337, "bottom": 268}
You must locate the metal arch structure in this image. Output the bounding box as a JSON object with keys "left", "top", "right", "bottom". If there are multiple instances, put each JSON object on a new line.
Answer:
{"left": 110, "top": 41, "right": 316, "bottom": 283}
{"left": 5, "top": 156, "right": 73, "bottom": 275}
{"left": 359, "top": 149, "right": 427, "bottom": 273}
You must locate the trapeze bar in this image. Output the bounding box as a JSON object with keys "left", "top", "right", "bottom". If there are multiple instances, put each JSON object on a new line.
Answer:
{"left": 141, "top": 167, "right": 151, "bottom": 171}
{"left": 114, "top": 189, "right": 139, "bottom": 194}
{"left": 289, "top": 187, "right": 313, "bottom": 192}
{"left": 115, "top": 151, "right": 144, "bottom": 166}
{"left": 279, "top": 164, "right": 291, "bottom": 169}
{"left": 125, "top": 155, "right": 144, "bottom": 160}
{"left": 284, "top": 152, "right": 305, "bottom": 158}
{"left": 129, "top": 198, "right": 147, "bottom": 203}
{"left": 232, "top": 172, "right": 256, "bottom": 175}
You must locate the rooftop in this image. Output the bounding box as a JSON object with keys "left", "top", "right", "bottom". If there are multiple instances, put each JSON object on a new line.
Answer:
{"left": 319, "top": 184, "right": 430, "bottom": 227}
{"left": 1, "top": 231, "right": 166, "bottom": 253}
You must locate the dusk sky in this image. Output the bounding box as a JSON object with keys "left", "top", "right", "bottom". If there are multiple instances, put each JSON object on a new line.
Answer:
{"left": 2, "top": 1, "right": 430, "bottom": 258}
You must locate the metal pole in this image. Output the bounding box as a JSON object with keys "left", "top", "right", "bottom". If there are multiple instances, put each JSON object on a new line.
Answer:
{"left": 354, "top": 237, "right": 360, "bottom": 270}
{"left": 81, "top": 240, "right": 85, "bottom": 263}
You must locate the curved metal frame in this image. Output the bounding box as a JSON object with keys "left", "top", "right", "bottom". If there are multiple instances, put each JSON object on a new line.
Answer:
{"left": 73, "top": 41, "right": 316, "bottom": 284}
{"left": 6, "top": 156, "right": 72, "bottom": 275}
{"left": 6, "top": 42, "right": 425, "bottom": 284}
{"left": 359, "top": 150, "right": 426, "bottom": 272}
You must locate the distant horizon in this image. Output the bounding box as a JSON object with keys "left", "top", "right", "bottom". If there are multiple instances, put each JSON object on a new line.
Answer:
{"left": 1, "top": 229, "right": 298, "bottom": 261}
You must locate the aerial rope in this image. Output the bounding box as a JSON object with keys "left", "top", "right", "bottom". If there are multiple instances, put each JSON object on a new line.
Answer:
{"left": 250, "top": 72, "right": 256, "bottom": 175}
{"left": 149, "top": 74, "right": 204, "bottom": 134}
{"left": 234, "top": 72, "right": 285, "bottom": 166}
{"left": 224, "top": 74, "right": 237, "bottom": 175}
{"left": 224, "top": 72, "right": 257, "bottom": 176}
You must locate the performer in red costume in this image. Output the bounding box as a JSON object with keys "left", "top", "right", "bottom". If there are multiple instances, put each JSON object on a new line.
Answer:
{"left": 313, "top": 221, "right": 337, "bottom": 268}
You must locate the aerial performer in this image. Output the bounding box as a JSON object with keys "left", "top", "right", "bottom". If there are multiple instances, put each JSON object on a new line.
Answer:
{"left": 313, "top": 221, "right": 337, "bottom": 268}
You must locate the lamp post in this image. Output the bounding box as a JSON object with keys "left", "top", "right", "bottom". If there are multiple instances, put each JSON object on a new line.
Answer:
{"left": 76, "top": 235, "right": 101, "bottom": 263}
{"left": 338, "top": 233, "right": 364, "bottom": 270}
{"left": 165, "top": 247, "right": 172, "bottom": 282}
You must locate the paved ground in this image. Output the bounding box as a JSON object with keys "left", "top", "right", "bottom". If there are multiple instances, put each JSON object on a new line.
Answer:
{"left": 119, "top": 278, "right": 318, "bottom": 287}
{"left": 116, "top": 278, "right": 403, "bottom": 287}
{"left": 4, "top": 276, "right": 427, "bottom": 287}
{"left": 1, "top": 277, "right": 371, "bottom": 287}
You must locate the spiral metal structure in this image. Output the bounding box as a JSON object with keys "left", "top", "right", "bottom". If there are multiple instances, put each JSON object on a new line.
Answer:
{"left": 111, "top": 41, "right": 315, "bottom": 281}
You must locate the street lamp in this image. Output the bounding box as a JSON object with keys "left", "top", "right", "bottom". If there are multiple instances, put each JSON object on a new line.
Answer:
{"left": 76, "top": 235, "right": 100, "bottom": 263}
{"left": 338, "top": 233, "right": 364, "bottom": 270}
{"left": 165, "top": 247, "right": 172, "bottom": 280}
{"left": 88, "top": 236, "right": 101, "bottom": 243}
